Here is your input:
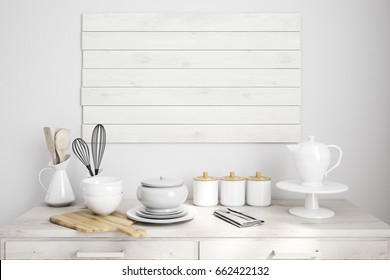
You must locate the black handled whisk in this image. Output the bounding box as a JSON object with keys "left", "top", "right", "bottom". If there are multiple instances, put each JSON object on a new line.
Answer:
{"left": 91, "top": 124, "right": 106, "bottom": 176}
{"left": 72, "top": 138, "right": 94, "bottom": 177}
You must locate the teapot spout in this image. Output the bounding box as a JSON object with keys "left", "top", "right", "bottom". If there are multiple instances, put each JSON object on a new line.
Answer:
{"left": 286, "top": 144, "right": 297, "bottom": 153}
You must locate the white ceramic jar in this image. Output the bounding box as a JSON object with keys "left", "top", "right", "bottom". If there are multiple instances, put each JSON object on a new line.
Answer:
{"left": 220, "top": 172, "right": 246, "bottom": 206}
{"left": 246, "top": 171, "right": 271, "bottom": 207}
{"left": 137, "top": 177, "right": 188, "bottom": 211}
{"left": 193, "top": 172, "right": 218, "bottom": 206}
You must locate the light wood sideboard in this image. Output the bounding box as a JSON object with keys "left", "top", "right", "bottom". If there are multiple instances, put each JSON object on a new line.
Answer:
{"left": 1, "top": 199, "right": 389, "bottom": 260}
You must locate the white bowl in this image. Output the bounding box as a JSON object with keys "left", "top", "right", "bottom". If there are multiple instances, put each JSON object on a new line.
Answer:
{"left": 137, "top": 177, "right": 188, "bottom": 211}
{"left": 84, "top": 192, "right": 123, "bottom": 215}
{"left": 81, "top": 176, "right": 123, "bottom": 196}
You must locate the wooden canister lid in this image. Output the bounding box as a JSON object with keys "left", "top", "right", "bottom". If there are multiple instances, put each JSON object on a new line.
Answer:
{"left": 247, "top": 171, "right": 271, "bottom": 181}
{"left": 193, "top": 172, "right": 218, "bottom": 181}
{"left": 220, "top": 171, "right": 246, "bottom": 181}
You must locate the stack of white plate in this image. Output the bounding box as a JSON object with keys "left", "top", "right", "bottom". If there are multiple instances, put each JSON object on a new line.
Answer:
{"left": 127, "top": 205, "right": 197, "bottom": 224}
{"left": 127, "top": 177, "right": 198, "bottom": 224}
{"left": 136, "top": 206, "right": 188, "bottom": 219}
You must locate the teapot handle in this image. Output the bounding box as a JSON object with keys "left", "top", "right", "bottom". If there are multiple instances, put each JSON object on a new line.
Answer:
{"left": 325, "top": 145, "right": 343, "bottom": 177}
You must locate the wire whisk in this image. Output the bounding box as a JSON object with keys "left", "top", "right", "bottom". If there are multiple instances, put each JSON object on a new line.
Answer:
{"left": 72, "top": 138, "right": 94, "bottom": 177}
{"left": 91, "top": 124, "right": 106, "bottom": 176}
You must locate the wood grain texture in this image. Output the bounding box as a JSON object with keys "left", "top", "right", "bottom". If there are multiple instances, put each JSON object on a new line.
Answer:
{"left": 81, "top": 88, "right": 301, "bottom": 106}
{"left": 2, "top": 199, "right": 390, "bottom": 260}
{"left": 82, "top": 69, "right": 301, "bottom": 87}
{"left": 5, "top": 240, "right": 198, "bottom": 260}
{"left": 81, "top": 13, "right": 301, "bottom": 143}
{"left": 83, "top": 50, "right": 301, "bottom": 69}
{"left": 83, "top": 13, "right": 301, "bottom": 31}
{"left": 50, "top": 210, "right": 146, "bottom": 237}
{"left": 82, "top": 32, "right": 300, "bottom": 50}
{"left": 82, "top": 124, "right": 300, "bottom": 143}
{"left": 83, "top": 106, "right": 300, "bottom": 124}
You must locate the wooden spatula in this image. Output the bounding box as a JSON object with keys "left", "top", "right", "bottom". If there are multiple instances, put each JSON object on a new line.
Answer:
{"left": 43, "top": 127, "right": 58, "bottom": 164}
{"left": 54, "top": 128, "right": 70, "bottom": 163}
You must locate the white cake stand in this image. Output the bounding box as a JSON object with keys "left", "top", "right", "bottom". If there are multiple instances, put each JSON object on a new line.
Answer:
{"left": 276, "top": 180, "right": 348, "bottom": 219}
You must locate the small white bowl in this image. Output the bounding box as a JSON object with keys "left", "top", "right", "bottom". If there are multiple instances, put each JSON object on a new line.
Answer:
{"left": 84, "top": 192, "right": 123, "bottom": 215}
{"left": 81, "top": 176, "right": 123, "bottom": 196}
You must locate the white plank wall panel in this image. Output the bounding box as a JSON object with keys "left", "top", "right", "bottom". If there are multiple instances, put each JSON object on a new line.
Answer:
{"left": 82, "top": 13, "right": 300, "bottom": 32}
{"left": 81, "top": 88, "right": 301, "bottom": 106}
{"left": 82, "top": 69, "right": 300, "bottom": 87}
{"left": 81, "top": 13, "right": 301, "bottom": 143}
{"left": 82, "top": 125, "right": 300, "bottom": 143}
{"left": 82, "top": 32, "right": 300, "bottom": 50}
{"left": 83, "top": 51, "right": 301, "bottom": 69}
{"left": 83, "top": 106, "right": 300, "bottom": 125}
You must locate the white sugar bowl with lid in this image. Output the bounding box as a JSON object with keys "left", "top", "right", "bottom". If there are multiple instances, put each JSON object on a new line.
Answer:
{"left": 246, "top": 171, "right": 271, "bottom": 207}
{"left": 193, "top": 172, "right": 218, "bottom": 206}
{"left": 137, "top": 177, "right": 188, "bottom": 211}
{"left": 220, "top": 171, "right": 246, "bottom": 207}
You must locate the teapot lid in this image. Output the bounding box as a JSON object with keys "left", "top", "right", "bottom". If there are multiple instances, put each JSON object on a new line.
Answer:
{"left": 141, "top": 176, "right": 184, "bottom": 188}
{"left": 193, "top": 171, "right": 218, "bottom": 181}
{"left": 220, "top": 171, "right": 246, "bottom": 181}
{"left": 300, "top": 135, "right": 326, "bottom": 147}
{"left": 247, "top": 171, "right": 271, "bottom": 181}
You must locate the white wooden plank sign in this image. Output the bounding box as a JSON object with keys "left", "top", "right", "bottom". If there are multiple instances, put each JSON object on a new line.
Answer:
{"left": 81, "top": 13, "right": 301, "bottom": 143}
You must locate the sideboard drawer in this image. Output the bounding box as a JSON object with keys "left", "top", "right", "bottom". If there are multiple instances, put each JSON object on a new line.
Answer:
{"left": 200, "top": 239, "right": 389, "bottom": 260}
{"left": 5, "top": 240, "right": 198, "bottom": 260}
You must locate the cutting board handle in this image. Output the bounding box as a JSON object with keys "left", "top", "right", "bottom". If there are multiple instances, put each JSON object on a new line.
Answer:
{"left": 117, "top": 225, "right": 147, "bottom": 237}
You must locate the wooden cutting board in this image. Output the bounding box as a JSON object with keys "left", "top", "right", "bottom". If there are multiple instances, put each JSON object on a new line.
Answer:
{"left": 50, "top": 210, "right": 146, "bottom": 237}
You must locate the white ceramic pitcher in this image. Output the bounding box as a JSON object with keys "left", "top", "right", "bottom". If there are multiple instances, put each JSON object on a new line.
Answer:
{"left": 38, "top": 154, "right": 75, "bottom": 206}
{"left": 287, "top": 136, "right": 343, "bottom": 187}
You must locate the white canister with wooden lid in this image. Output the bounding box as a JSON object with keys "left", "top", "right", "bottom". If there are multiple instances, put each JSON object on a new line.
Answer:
{"left": 246, "top": 171, "right": 271, "bottom": 206}
{"left": 193, "top": 172, "right": 219, "bottom": 206}
{"left": 220, "top": 171, "right": 246, "bottom": 206}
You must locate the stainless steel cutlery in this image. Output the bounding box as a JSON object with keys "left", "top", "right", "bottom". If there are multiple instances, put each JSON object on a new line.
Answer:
{"left": 214, "top": 208, "right": 264, "bottom": 228}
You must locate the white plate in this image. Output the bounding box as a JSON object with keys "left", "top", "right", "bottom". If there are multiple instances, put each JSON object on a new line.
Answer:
{"left": 141, "top": 207, "right": 184, "bottom": 216}
{"left": 144, "top": 207, "right": 181, "bottom": 214}
{"left": 127, "top": 205, "right": 198, "bottom": 224}
{"left": 135, "top": 209, "right": 188, "bottom": 219}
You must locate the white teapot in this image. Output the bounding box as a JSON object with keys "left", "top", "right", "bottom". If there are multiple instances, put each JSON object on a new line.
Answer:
{"left": 287, "top": 136, "right": 342, "bottom": 187}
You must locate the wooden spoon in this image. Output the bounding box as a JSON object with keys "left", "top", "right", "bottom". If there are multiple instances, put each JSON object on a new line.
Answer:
{"left": 43, "top": 127, "right": 58, "bottom": 164}
{"left": 54, "top": 128, "right": 70, "bottom": 164}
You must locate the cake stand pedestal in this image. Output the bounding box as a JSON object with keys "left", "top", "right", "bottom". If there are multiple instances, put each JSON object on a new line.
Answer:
{"left": 276, "top": 180, "right": 348, "bottom": 219}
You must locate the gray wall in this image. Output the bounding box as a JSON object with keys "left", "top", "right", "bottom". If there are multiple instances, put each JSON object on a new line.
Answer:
{"left": 1, "top": 0, "right": 389, "bottom": 226}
